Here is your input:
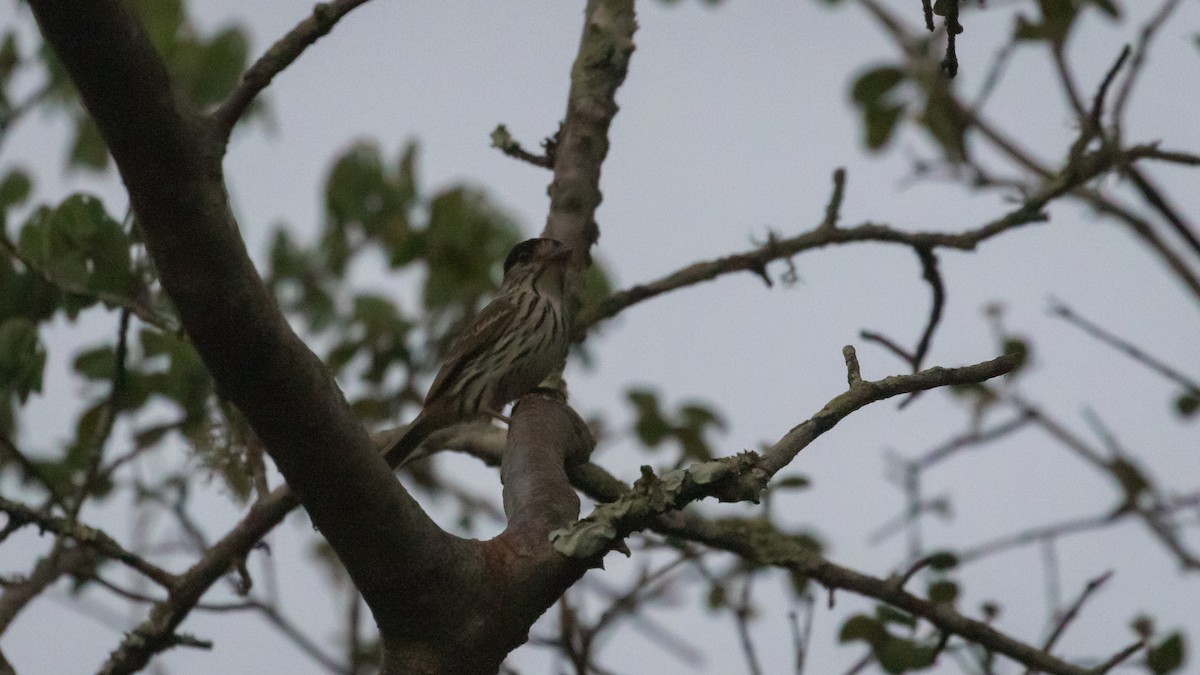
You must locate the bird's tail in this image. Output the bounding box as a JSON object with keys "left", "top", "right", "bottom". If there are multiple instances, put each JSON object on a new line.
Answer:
{"left": 382, "top": 413, "right": 437, "bottom": 467}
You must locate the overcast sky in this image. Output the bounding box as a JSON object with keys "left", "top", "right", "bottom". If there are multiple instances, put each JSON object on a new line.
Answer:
{"left": 2, "top": 1, "right": 1198, "bottom": 673}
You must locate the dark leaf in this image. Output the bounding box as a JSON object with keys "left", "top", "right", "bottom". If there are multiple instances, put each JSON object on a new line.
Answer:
{"left": 839, "top": 614, "right": 885, "bottom": 644}
{"left": 1174, "top": 391, "right": 1199, "bottom": 419}
{"left": 864, "top": 103, "right": 905, "bottom": 150}
{"left": 852, "top": 67, "right": 905, "bottom": 106}
{"left": 1147, "top": 632, "right": 1185, "bottom": 674}
{"left": 928, "top": 579, "right": 958, "bottom": 605}
{"left": 0, "top": 170, "right": 32, "bottom": 210}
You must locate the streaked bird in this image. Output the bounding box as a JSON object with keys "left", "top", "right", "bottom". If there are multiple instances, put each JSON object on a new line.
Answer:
{"left": 383, "top": 237, "right": 573, "bottom": 465}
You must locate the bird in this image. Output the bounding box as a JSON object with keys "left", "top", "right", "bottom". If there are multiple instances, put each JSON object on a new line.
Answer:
{"left": 382, "top": 237, "right": 574, "bottom": 466}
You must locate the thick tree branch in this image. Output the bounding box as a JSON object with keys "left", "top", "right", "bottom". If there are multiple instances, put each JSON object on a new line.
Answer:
{"left": 542, "top": 0, "right": 637, "bottom": 264}
{"left": 27, "top": 1, "right": 474, "bottom": 672}
{"left": 211, "top": 0, "right": 373, "bottom": 143}
{"left": 551, "top": 348, "right": 1015, "bottom": 559}
{"left": 376, "top": 394, "right": 593, "bottom": 673}
{"left": 95, "top": 420, "right": 504, "bottom": 674}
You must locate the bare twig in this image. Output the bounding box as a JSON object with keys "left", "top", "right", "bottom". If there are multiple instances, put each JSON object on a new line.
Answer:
{"left": 0, "top": 546, "right": 96, "bottom": 633}
{"left": 940, "top": 0, "right": 962, "bottom": 78}
{"left": 916, "top": 413, "right": 1033, "bottom": 468}
{"left": 821, "top": 168, "right": 847, "bottom": 229}
{"left": 71, "top": 308, "right": 132, "bottom": 524}
{"left": 211, "top": 0, "right": 374, "bottom": 141}
{"left": 862, "top": 245, "right": 948, "bottom": 408}
{"left": 490, "top": 124, "right": 555, "bottom": 169}
{"left": 1113, "top": 0, "right": 1184, "bottom": 140}
{"left": 1049, "top": 299, "right": 1200, "bottom": 395}
{"left": 789, "top": 595, "right": 815, "bottom": 675}
{"left": 1124, "top": 165, "right": 1200, "bottom": 261}
{"left": 0, "top": 496, "right": 176, "bottom": 588}
{"left": 1091, "top": 640, "right": 1146, "bottom": 674}
{"left": 733, "top": 576, "right": 763, "bottom": 675}
{"left": 1033, "top": 570, "right": 1112, "bottom": 667}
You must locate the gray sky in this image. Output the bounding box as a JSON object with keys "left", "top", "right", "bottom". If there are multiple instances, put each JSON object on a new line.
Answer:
{"left": 1, "top": 0, "right": 1198, "bottom": 673}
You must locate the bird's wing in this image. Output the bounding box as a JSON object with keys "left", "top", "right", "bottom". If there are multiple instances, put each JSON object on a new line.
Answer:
{"left": 423, "top": 296, "right": 516, "bottom": 404}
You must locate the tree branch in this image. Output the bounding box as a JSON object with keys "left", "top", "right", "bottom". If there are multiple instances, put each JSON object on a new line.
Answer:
{"left": 0, "top": 496, "right": 175, "bottom": 588}
{"left": 0, "top": 546, "right": 96, "bottom": 634}
{"left": 211, "top": 0, "right": 374, "bottom": 143}
{"left": 654, "top": 514, "right": 1092, "bottom": 675}
{"left": 556, "top": 454, "right": 1091, "bottom": 675}
{"left": 575, "top": 143, "right": 1179, "bottom": 334}
{"left": 27, "top": 1, "right": 472, "bottom": 671}
{"left": 551, "top": 348, "right": 1015, "bottom": 559}
{"left": 542, "top": 0, "right": 637, "bottom": 265}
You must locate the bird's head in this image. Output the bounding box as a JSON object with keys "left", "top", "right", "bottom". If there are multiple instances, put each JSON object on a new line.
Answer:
{"left": 503, "top": 237, "right": 573, "bottom": 278}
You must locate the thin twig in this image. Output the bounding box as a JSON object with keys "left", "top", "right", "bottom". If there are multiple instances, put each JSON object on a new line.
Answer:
{"left": 733, "top": 576, "right": 763, "bottom": 675}
{"left": 211, "top": 0, "right": 374, "bottom": 141}
{"left": 71, "top": 308, "right": 132, "bottom": 523}
{"left": 1035, "top": 570, "right": 1113, "bottom": 664}
{"left": 1091, "top": 640, "right": 1146, "bottom": 674}
{"left": 0, "top": 496, "right": 176, "bottom": 588}
{"left": 1048, "top": 299, "right": 1200, "bottom": 396}
{"left": 1124, "top": 165, "right": 1200, "bottom": 261}
{"left": 1113, "top": 0, "right": 1184, "bottom": 141}
{"left": 490, "top": 124, "right": 555, "bottom": 169}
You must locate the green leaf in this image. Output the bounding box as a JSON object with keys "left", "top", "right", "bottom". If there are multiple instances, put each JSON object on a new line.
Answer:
{"left": 0, "top": 318, "right": 45, "bottom": 402}
{"left": 177, "top": 28, "right": 250, "bottom": 106}
{"left": 129, "top": 0, "right": 185, "bottom": 54}
{"left": 74, "top": 346, "right": 117, "bottom": 380}
{"left": 1147, "top": 632, "right": 1185, "bottom": 674}
{"left": 1002, "top": 337, "right": 1030, "bottom": 372}
{"left": 1012, "top": 0, "right": 1079, "bottom": 47}
{"left": 1174, "top": 391, "right": 1199, "bottom": 419}
{"left": 878, "top": 636, "right": 936, "bottom": 673}
{"left": 706, "top": 583, "right": 727, "bottom": 609}
{"left": 864, "top": 103, "right": 904, "bottom": 151}
{"left": 69, "top": 116, "right": 110, "bottom": 171}
{"left": 920, "top": 86, "right": 968, "bottom": 162}
{"left": 876, "top": 605, "right": 916, "bottom": 628}
{"left": 928, "top": 580, "right": 958, "bottom": 605}
{"left": 134, "top": 423, "right": 174, "bottom": 449}
{"left": 628, "top": 388, "right": 670, "bottom": 447}
{"left": 852, "top": 67, "right": 905, "bottom": 106}
{"left": 18, "top": 194, "right": 132, "bottom": 298}
{"left": 788, "top": 569, "right": 812, "bottom": 595}
{"left": 839, "top": 614, "right": 885, "bottom": 644}
{"left": 0, "top": 33, "right": 19, "bottom": 85}
{"left": 324, "top": 141, "right": 418, "bottom": 271}
{"left": 927, "top": 551, "right": 959, "bottom": 571}
{"left": 0, "top": 170, "right": 32, "bottom": 210}
{"left": 139, "top": 328, "right": 211, "bottom": 418}
{"left": 422, "top": 187, "right": 519, "bottom": 310}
